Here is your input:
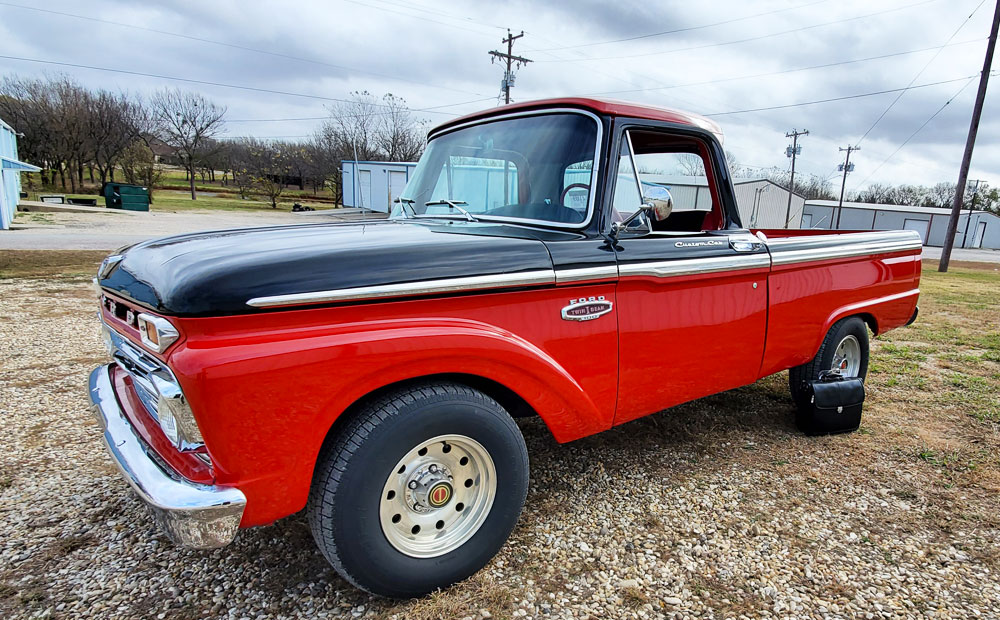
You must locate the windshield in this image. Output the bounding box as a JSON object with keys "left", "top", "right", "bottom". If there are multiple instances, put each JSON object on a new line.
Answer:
{"left": 394, "top": 112, "right": 600, "bottom": 227}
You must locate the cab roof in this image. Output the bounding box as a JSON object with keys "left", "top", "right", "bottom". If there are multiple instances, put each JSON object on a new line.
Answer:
{"left": 430, "top": 97, "right": 724, "bottom": 143}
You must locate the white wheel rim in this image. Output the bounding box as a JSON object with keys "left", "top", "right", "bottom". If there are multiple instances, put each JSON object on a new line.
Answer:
{"left": 832, "top": 334, "right": 862, "bottom": 377}
{"left": 379, "top": 434, "right": 496, "bottom": 558}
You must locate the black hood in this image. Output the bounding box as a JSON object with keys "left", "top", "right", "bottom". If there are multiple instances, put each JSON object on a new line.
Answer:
{"left": 99, "top": 220, "right": 556, "bottom": 316}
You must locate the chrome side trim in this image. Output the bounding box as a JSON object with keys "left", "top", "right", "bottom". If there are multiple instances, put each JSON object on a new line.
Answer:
{"left": 767, "top": 230, "right": 922, "bottom": 266}
{"left": 89, "top": 365, "right": 245, "bottom": 549}
{"left": 554, "top": 265, "right": 619, "bottom": 284}
{"left": 247, "top": 269, "right": 557, "bottom": 308}
{"left": 619, "top": 253, "right": 771, "bottom": 279}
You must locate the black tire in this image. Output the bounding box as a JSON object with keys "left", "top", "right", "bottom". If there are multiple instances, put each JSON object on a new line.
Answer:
{"left": 307, "top": 382, "right": 529, "bottom": 598}
{"left": 789, "top": 316, "right": 870, "bottom": 412}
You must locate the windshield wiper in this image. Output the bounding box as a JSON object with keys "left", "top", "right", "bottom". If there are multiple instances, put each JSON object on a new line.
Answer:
{"left": 423, "top": 199, "right": 477, "bottom": 222}
{"left": 393, "top": 197, "right": 416, "bottom": 219}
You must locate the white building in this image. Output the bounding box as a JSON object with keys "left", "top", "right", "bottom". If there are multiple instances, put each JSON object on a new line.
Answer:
{"left": 1, "top": 117, "right": 41, "bottom": 230}
{"left": 802, "top": 200, "right": 1000, "bottom": 249}
{"left": 341, "top": 160, "right": 417, "bottom": 212}
{"left": 643, "top": 176, "right": 805, "bottom": 229}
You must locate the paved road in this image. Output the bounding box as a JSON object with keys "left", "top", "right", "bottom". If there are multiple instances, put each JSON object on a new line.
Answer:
{"left": 921, "top": 245, "right": 1000, "bottom": 264}
{"left": 5, "top": 211, "right": 1000, "bottom": 263}
{"left": 1, "top": 208, "right": 384, "bottom": 250}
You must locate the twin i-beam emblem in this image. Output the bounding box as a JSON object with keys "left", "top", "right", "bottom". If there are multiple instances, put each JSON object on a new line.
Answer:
{"left": 561, "top": 296, "right": 613, "bottom": 322}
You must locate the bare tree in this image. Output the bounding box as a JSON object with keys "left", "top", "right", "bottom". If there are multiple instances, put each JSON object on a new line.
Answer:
{"left": 87, "top": 91, "right": 152, "bottom": 184}
{"left": 675, "top": 154, "right": 705, "bottom": 176}
{"left": 150, "top": 89, "right": 226, "bottom": 200}
{"left": 119, "top": 140, "right": 163, "bottom": 200}
{"left": 236, "top": 138, "right": 292, "bottom": 208}
{"left": 376, "top": 93, "right": 426, "bottom": 162}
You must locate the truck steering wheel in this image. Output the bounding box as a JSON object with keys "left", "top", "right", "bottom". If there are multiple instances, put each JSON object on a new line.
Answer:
{"left": 560, "top": 183, "right": 590, "bottom": 207}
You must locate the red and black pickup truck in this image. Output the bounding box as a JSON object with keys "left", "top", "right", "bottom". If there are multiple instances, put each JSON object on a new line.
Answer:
{"left": 89, "top": 97, "right": 921, "bottom": 598}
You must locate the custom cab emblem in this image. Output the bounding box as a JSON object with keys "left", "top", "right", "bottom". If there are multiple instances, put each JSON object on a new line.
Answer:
{"left": 428, "top": 482, "right": 453, "bottom": 508}
{"left": 561, "top": 296, "right": 613, "bottom": 322}
{"left": 675, "top": 240, "right": 725, "bottom": 248}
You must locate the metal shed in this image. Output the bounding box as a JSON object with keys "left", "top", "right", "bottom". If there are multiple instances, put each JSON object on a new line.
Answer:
{"left": 341, "top": 160, "right": 417, "bottom": 213}
{"left": 1, "top": 118, "right": 41, "bottom": 230}
{"left": 802, "top": 200, "right": 1000, "bottom": 249}
{"left": 641, "top": 176, "right": 805, "bottom": 228}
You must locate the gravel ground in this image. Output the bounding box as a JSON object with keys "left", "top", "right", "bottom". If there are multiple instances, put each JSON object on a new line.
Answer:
{"left": 1, "top": 266, "right": 999, "bottom": 619}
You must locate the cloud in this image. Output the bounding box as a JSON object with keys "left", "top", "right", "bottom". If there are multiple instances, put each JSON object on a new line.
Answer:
{"left": 0, "top": 0, "right": 996, "bottom": 187}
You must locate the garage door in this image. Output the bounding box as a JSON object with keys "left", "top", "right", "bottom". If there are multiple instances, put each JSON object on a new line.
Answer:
{"left": 903, "top": 218, "right": 929, "bottom": 244}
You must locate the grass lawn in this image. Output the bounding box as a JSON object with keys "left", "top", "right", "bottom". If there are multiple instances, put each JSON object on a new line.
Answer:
{"left": 150, "top": 190, "right": 337, "bottom": 213}
{"left": 21, "top": 189, "right": 338, "bottom": 213}
{"left": 21, "top": 166, "right": 340, "bottom": 213}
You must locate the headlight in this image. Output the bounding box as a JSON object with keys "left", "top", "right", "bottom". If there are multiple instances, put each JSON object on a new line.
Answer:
{"left": 150, "top": 373, "right": 204, "bottom": 450}
{"left": 137, "top": 313, "right": 179, "bottom": 353}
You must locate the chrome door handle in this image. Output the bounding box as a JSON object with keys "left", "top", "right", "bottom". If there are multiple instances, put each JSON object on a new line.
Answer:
{"left": 729, "top": 234, "right": 765, "bottom": 252}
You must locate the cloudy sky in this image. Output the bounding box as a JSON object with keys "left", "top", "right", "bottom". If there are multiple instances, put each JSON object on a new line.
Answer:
{"left": 0, "top": 0, "right": 997, "bottom": 192}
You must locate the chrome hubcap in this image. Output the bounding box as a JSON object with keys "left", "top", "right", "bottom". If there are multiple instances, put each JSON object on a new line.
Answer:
{"left": 832, "top": 334, "right": 861, "bottom": 377}
{"left": 379, "top": 434, "right": 496, "bottom": 558}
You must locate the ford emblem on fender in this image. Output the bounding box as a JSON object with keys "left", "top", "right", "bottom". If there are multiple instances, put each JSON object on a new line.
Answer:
{"left": 561, "top": 296, "right": 613, "bottom": 322}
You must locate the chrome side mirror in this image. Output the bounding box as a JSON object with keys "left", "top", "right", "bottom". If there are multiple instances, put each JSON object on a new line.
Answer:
{"left": 611, "top": 187, "right": 674, "bottom": 237}
{"left": 642, "top": 185, "right": 673, "bottom": 222}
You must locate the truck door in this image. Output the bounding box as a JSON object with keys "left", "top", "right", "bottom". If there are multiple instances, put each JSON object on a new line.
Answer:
{"left": 610, "top": 128, "right": 770, "bottom": 425}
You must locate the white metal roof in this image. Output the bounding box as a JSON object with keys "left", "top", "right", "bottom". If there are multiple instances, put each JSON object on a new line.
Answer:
{"left": 805, "top": 199, "right": 991, "bottom": 216}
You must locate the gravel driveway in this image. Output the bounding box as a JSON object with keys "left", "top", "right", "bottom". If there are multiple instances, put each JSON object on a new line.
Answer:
{"left": 2, "top": 265, "right": 998, "bottom": 619}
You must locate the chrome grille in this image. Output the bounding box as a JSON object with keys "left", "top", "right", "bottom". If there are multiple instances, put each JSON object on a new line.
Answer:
{"left": 104, "top": 323, "right": 168, "bottom": 421}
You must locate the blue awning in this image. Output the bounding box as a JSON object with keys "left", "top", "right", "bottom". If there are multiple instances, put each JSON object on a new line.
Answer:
{"left": 1, "top": 157, "right": 41, "bottom": 172}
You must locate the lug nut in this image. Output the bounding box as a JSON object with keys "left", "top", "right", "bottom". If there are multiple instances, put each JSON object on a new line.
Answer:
{"left": 408, "top": 480, "right": 418, "bottom": 489}
{"left": 428, "top": 464, "right": 438, "bottom": 473}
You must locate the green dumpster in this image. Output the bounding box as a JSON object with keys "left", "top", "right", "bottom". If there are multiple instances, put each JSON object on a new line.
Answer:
{"left": 102, "top": 183, "right": 150, "bottom": 211}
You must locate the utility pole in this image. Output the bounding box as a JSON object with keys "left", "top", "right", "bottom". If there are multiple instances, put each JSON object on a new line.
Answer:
{"left": 489, "top": 29, "right": 532, "bottom": 104}
{"left": 835, "top": 145, "right": 859, "bottom": 229}
{"left": 961, "top": 179, "right": 984, "bottom": 248}
{"left": 784, "top": 129, "right": 808, "bottom": 227}
{"left": 940, "top": 0, "right": 1000, "bottom": 272}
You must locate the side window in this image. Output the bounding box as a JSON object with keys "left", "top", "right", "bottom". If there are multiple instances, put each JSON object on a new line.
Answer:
{"left": 611, "top": 140, "right": 642, "bottom": 222}
{"left": 624, "top": 129, "right": 722, "bottom": 232}
{"left": 631, "top": 152, "right": 714, "bottom": 213}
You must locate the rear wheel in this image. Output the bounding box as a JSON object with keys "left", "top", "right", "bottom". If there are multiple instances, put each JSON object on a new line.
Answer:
{"left": 307, "top": 382, "right": 529, "bottom": 598}
{"left": 789, "top": 316, "right": 870, "bottom": 412}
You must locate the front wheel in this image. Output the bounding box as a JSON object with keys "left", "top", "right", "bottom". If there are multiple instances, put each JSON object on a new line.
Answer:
{"left": 307, "top": 382, "right": 529, "bottom": 598}
{"left": 789, "top": 316, "right": 870, "bottom": 412}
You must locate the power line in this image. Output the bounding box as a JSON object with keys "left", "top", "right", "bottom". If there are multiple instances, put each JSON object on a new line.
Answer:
{"left": 703, "top": 74, "right": 980, "bottom": 116}
{"left": 580, "top": 38, "right": 984, "bottom": 97}
{"left": 0, "top": 1, "right": 485, "bottom": 96}
{"left": 534, "top": 0, "right": 944, "bottom": 64}
{"left": 530, "top": 0, "right": 829, "bottom": 52}
{"left": 340, "top": 0, "right": 499, "bottom": 35}
{"left": 849, "top": 78, "right": 977, "bottom": 190}
{"left": 0, "top": 54, "right": 477, "bottom": 115}
{"left": 225, "top": 96, "right": 496, "bottom": 123}
{"left": 855, "top": 0, "right": 987, "bottom": 145}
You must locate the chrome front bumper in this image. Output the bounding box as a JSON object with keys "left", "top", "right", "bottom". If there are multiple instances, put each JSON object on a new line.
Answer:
{"left": 88, "top": 364, "right": 246, "bottom": 549}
